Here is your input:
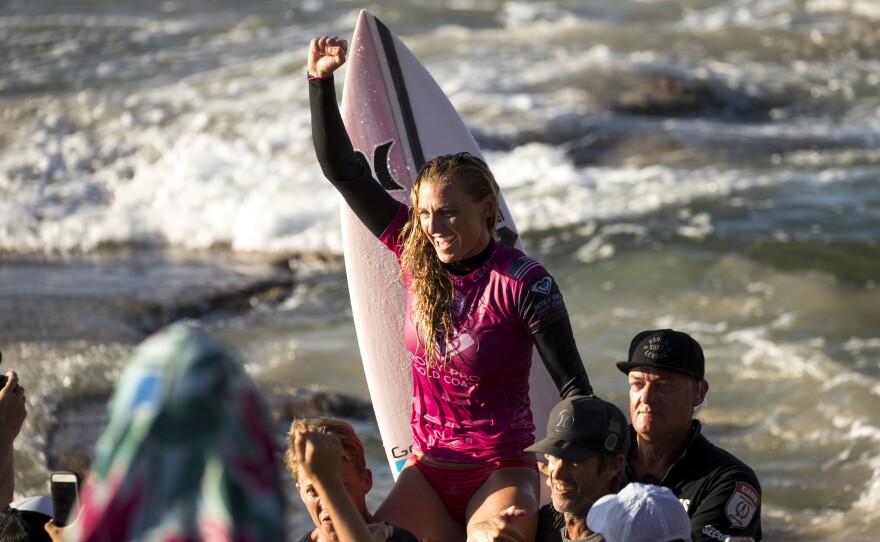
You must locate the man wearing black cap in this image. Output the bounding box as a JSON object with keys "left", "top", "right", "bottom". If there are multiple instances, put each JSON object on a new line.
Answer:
{"left": 618, "top": 329, "right": 762, "bottom": 542}
{"left": 470, "top": 396, "right": 629, "bottom": 542}
{"left": 527, "top": 396, "right": 630, "bottom": 542}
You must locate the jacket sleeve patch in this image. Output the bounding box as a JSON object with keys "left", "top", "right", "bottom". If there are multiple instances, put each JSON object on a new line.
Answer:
{"left": 725, "top": 482, "right": 759, "bottom": 528}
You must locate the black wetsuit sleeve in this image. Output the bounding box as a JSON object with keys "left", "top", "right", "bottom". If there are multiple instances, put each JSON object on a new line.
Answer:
{"left": 533, "top": 318, "right": 593, "bottom": 398}
{"left": 517, "top": 270, "right": 593, "bottom": 398}
{"left": 310, "top": 76, "right": 400, "bottom": 237}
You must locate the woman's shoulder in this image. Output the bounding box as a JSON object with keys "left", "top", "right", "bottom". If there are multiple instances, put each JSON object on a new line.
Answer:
{"left": 495, "top": 244, "right": 548, "bottom": 281}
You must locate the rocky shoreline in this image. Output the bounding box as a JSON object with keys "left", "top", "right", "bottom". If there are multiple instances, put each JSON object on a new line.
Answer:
{"left": 46, "top": 387, "right": 376, "bottom": 477}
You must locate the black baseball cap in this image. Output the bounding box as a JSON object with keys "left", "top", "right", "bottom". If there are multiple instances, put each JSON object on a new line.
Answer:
{"left": 616, "top": 329, "right": 705, "bottom": 380}
{"left": 526, "top": 396, "right": 629, "bottom": 461}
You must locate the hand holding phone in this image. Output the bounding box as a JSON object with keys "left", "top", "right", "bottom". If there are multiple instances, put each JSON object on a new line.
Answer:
{"left": 50, "top": 471, "right": 81, "bottom": 527}
{"left": 0, "top": 348, "right": 6, "bottom": 389}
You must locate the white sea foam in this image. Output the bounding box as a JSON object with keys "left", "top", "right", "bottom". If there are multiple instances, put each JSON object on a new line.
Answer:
{"left": 2, "top": 0, "right": 876, "bottom": 257}
{"left": 1, "top": 114, "right": 867, "bottom": 256}
{"left": 678, "top": 0, "right": 798, "bottom": 31}
{"left": 807, "top": 0, "right": 880, "bottom": 19}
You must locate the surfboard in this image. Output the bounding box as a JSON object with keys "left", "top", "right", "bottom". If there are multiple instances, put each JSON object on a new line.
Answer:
{"left": 339, "top": 9, "right": 558, "bottom": 482}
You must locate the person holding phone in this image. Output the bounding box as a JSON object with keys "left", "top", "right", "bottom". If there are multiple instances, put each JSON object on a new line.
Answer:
{"left": 58, "top": 324, "right": 287, "bottom": 542}
{"left": 49, "top": 471, "right": 81, "bottom": 527}
{"left": 42, "top": 472, "right": 82, "bottom": 542}
{"left": 44, "top": 518, "right": 68, "bottom": 542}
{"left": 0, "top": 348, "right": 27, "bottom": 509}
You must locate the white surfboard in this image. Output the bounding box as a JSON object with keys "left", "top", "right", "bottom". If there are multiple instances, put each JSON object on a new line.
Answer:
{"left": 340, "top": 9, "right": 558, "bottom": 481}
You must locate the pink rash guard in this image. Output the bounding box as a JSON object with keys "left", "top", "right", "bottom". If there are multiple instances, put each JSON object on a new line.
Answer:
{"left": 379, "top": 204, "right": 569, "bottom": 463}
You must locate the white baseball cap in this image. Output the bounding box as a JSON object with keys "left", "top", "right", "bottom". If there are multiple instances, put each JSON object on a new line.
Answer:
{"left": 587, "top": 483, "right": 691, "bottom": 542}
{"left": 9, "top": 495, "right": 53, "bottom": 517}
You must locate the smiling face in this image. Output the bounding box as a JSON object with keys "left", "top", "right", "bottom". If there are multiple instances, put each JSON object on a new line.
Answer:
{"left": 296, "top": 460, "right": 372, "bottom": 542}
{"left": 417, "top": 179, "right": 494, "bottom": 264}
{"left": 628, "top": 366, "right": 707, "bottom": 443}
{"left": 544, "top": 453, "right": 620, "bottom": 517}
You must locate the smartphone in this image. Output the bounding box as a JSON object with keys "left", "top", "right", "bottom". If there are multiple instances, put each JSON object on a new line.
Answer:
{"left": 50, "top": 471, "right": 80, "bottom": 527}
{"left": 0, "top": 348, "right": 6, "bottom": 389}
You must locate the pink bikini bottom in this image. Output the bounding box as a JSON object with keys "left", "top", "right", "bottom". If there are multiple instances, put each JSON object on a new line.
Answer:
{"left": 409, "top": 453, "right": 537, "bottom": 524}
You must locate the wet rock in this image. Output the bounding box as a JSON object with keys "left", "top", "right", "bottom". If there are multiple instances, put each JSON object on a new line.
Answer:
{"left": 609, "top": 74, "right": 786, "bottom": 120}
{"left": 273, "top": 387, "right": 375, "bottom": 421}
{"left": 133, "top": 278, "right": 294, "bottom": 336}
{"left": 0, "top": 250, "right": 295, "bottom": 344}
{"left": 45, "top": 388, "right": 374, "bottom": 474}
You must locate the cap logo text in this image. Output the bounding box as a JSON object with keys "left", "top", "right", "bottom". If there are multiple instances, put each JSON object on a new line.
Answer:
{"left": 642, "top": 336, "right": 672, "bottom": 360}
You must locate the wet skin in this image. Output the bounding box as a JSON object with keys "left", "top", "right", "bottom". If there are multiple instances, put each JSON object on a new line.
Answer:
{"left": 297, "top": 460, "right": 373, "bottom": 542}
{"left": 417, "top": 180, "right": 494, "bottom": 264}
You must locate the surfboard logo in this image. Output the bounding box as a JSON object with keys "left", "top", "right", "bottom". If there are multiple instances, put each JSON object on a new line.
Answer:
{"left": 391, "top": 444, "right": 412, "bottom": 459}
{"left": 354, "top": 140, "right": 406, "bottom": 192}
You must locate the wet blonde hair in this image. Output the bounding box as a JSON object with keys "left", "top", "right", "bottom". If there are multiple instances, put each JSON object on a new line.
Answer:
{"left": 398, "top": 153, "right": 499, "bottom": 367}
{"left": 285, "top": 417, "right": 366, "bottom": 483}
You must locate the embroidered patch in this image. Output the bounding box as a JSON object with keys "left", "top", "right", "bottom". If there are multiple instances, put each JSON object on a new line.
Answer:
{"left": 725, "top": 482, "right": 759, "bottom": 528}
{"left": 509, "top": 256, "right": 539, "bottom": 280}
{"left": 508, "top": 257, "right": 527, "bottom": 276}
{"left": 531, "top": 276, "right": 553, "bottom": 295}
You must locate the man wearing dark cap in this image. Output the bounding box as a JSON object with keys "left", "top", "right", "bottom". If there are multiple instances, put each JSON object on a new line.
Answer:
{"left": 618, "top": 329, "right": 762, "bottom": 542}
{"left": 471, "top": 396, "right": 631, "bottom": 542}
{"left": 526, "top": 396, "right": 630, "bottom": 542}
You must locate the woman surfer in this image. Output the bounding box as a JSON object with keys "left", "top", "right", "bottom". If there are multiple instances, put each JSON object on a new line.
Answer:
{"left": 308, "top": 36, "right": 594, "bottom": 541}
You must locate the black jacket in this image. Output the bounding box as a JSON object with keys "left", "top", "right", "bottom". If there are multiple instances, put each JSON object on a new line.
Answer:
{"left": 624, "top": 420, "right": 762, "bottom": 541}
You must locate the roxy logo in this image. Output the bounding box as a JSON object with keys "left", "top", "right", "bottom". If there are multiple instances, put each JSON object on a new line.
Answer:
{"left": 435, "top": 332, "right": 476, "bottom": 359}
{"left": 531, "top": 277, "right": 553, "bottom": 295}
{"left": 642, "top": 336, "right": 672, "bottom": 360}
{"left": 452, "top": 291, "right": 467, "bottom": 318}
